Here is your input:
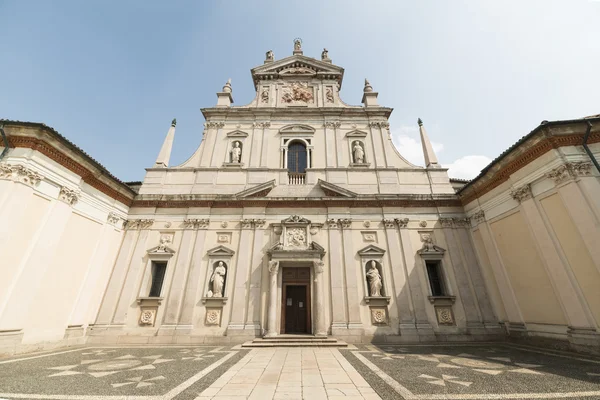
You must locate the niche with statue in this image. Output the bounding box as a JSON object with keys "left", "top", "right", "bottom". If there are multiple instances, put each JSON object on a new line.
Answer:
{"left": 357, "top": 245, "right": 390, "bottom": 306}
{"left": 202, "top": 246, "right": 234, "bottom": 309}
{"left": 229, "top": 141, "right": 243, "bottom": 164}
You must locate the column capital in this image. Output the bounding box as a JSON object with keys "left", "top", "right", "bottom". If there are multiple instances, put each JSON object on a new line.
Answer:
{"left": 382, "top": 218, "right": 409, "bottom": 229}
{"left": 0, "top": 163, "right": 44, "bottom": 186}
{"left": 183, "top": 218, "right": 210, "bottom": 229}
{"left": 125, "top": 219, "right": 154, "bottom": 230}
{"left": 471, "top": 210, "right": 485, "bottom": 225}
{"left": 58, "top": 186, "right": 81, "bottom": 206}
{"left": 546, "top": 161, "right": 593, "bottom": 186}
{"left": 313, "top": 260, "right": 324, "bottom": 274}
{"left": 510, "top": 184, "right": 532, "bottom": 203}
{"left": 268, "top": 260, "right": 279, "bottom": 275}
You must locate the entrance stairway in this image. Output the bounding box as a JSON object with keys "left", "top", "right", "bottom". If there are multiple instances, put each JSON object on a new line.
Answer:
{"left": 241, "top": 334, "right": 347, "bottom": 348}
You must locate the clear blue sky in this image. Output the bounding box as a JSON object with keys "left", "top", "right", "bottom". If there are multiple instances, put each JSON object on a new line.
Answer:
{"left": 2, "top": 0, "right": 599, "bottom": 181}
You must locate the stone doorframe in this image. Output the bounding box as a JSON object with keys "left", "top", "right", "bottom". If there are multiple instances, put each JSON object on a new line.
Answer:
{"left": 265, "top": 254, "right": 326, "bottom": 338}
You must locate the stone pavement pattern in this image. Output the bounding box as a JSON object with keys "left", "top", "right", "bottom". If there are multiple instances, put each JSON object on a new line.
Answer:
{"left": 0, "top": 343, "right": 599, "bottom": 399}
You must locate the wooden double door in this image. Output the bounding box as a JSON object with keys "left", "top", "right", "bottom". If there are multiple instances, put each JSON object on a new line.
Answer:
{"left": 281, "top": 267, "right": 311, "bottom": 334}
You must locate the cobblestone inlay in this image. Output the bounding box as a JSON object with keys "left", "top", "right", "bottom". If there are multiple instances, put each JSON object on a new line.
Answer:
{"left": 340, "top": 343, "right": 600, "bottom": 399}
{"left": 0, "top": 345, "right": 246, "bottom": 400}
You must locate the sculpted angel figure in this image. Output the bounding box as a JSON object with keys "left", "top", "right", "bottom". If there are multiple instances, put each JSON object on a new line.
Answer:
{"left": 210, "top": 261, "right": 227, "bottom": 297}
{"left": 353, "top": 141, "right": 365, "bottom": 163}
{"left": 366, "top": 260, "right": 383, "bottom": 297}
{"left": 230, "top": 142, "right": 242, "bottom": 163}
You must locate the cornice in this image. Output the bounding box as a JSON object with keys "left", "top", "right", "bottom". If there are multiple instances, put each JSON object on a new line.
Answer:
{"left": 459, "top": 126, "right": 600, "bottom": 205}
{"left": 5, "top": 131, "right": 135, "bottom": 206}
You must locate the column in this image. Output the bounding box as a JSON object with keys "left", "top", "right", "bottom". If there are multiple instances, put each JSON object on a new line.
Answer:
{"left": 324, "top": 122, "right": 337, "bottom": 167}
{"left": 178, "top": 228, "right": 208, "bottom": 326}
{"left": 341, "top": 221, "right": 362, "bottom": 330}
{"left": 327, "top": 219, "right": 347, "bottom": 331}
{"left": 439, "top": 218, "right": 482, "bottom": 326}
{"left": 398, "top": 219, "right": 433, "bottom": 334}
{"left": 265, "top": 260, "right": 279, "bottom": 337}
{"left": 382, "top": 219, "right": 413, "bottom": 332}
{"left": 163, "top": 228, "right": 196, "bottom": 326}
{"left": 0, "top": 186, "right": 75, "bottom": 330}
{"left": 477, "top": 219, "right": 524, "bottom": 326}
{"left": 228, "top": 219, "right": 254, "bottom": 330}
{"left": 514, "top": 183, "right": 595, "bottom": 329}
{"left": 313, "top": 260, "right": 327, "bottom": 337}
{"left": 260, "top": 124, "right": 270, "bottom": 167}
{"left": 547, "top": 163, "right": 600, "bottom": 270}
{"left": 245, "top": 220, "right": 266, "bottom": 332}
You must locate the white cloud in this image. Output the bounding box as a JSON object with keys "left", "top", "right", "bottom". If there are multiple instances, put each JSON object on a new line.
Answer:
{"left": 391, "top": 126, "right": 444, "bottom": 166}
{"left": 445, "top": 155, "right": 492, "bottom": 180}
{"left": 390, "top": 126, "right": 490, "bottom": 180}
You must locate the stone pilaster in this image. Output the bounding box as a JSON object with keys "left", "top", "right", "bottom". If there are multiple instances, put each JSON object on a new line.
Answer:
{"left": 178, "top": 228, "right": 208, "bottom": 325}
{"left": 313, "top": 260, "right": 327, "bottom": 337}
{"left": 227, "top": 220, "right": 254, "bottom": 332}
{"left": 162, "top": 229, "right": 195, "bottom": 327}
{"left": 265, "top": 260, "right": 279, "bottom": 337}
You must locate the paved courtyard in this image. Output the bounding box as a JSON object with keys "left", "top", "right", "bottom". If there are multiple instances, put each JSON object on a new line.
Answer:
{"left": 0, "top": 343, "right": 599, "bottom": 399}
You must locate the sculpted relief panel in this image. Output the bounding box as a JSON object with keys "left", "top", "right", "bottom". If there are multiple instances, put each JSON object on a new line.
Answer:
{"left": 281, "top": 82, "right": 314, "bottom": 104}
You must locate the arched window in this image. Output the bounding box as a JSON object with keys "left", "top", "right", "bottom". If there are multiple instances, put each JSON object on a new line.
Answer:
{"left": 287, "top": 141, "right": 307, "bottom": 173}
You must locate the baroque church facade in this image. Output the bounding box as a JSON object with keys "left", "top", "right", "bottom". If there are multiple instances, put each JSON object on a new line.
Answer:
{"left": 0, "top": 41, "right": 599, "bottom": 355}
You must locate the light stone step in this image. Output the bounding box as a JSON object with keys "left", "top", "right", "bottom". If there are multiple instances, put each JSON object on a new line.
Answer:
{"left": 241, "top": 340, "right": 348, "bottom": 348}
{"left": 253, "top": 338, "right": 338, "bottom": 343}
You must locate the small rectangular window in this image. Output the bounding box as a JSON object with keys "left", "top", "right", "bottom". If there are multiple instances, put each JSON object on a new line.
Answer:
{"left": 149, "top": 261, "right": 167, "bottom": 297}
{"left": 426, "top": 261, "right": 445, "bottom": 296}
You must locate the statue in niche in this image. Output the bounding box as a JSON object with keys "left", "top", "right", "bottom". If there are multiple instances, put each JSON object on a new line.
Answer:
{"left": 230, "top": 141, "right": 242, "bottom": 163}
{"left": 261, "top": 87, "right": 269, "bottom": 103}
{"left": 366, "top": 260, "right": 383, "bottom": 297}
{"left": 208, "top": 261, "right": 227, "bottom": 297}
{"left": 266, "top": 50, "right": 274, "bottom": 61}
{"left": 325, "top": 87, "right": 334, "bottom": 103}
{"left": 353, "top": 141, "right": 365, "bottom": 164}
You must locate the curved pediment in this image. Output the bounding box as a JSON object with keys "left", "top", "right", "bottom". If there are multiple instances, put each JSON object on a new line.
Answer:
{"left": 279, "top": 124, "right": 315, "bottom": 135}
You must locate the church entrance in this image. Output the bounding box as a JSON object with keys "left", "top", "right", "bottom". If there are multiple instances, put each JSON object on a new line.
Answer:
{"left": 281, "top": 267, "right": 311, "bottom": 334}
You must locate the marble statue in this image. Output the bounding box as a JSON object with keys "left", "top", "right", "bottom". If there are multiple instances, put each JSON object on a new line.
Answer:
{"left": 353, "top": 141, "right": 365, "bottom": 163}
{"left": 321, "top": 48, "right": 328, "bottom": 60}
{"left": 209, "top": 261, "right": 227, "bottom": 297}
{"left": 230, "top": 142, "right": 242, "bottom": 163}
{"left": 294, "top": 38, "right": 302, "bottom": 51}
{"left": 266, "top": 50, "right": 274, "bottom": 61}
{"left": 366, "top": 261, "right": 382, "bottom": 297}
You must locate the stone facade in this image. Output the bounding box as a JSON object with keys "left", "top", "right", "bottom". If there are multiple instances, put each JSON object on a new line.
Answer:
{"left": 89, "top": 43, "right": 500, "bottom": 345}
{"left": 0, "top": 43, "right": 598, "bottom": 356}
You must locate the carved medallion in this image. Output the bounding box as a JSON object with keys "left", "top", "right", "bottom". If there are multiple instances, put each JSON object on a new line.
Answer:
{"left": 371, "top": 308, "right": 388, "bottom": 325}
{"left": 205, "top": 309, "right": 221, "bottom": 326}
{"left": 286, "top": 228, "right": 307, "bottom": 248}
{"left": 435, "top": 307, "right": 454, "bottom": 325}
{"left": 139, "top": 309, "right": 156, "bottom": 326}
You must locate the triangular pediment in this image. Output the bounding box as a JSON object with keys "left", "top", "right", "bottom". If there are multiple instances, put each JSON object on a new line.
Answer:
{"left": 282, "top": 215, "right": 311, "bottom": 224}
{"left": 207, "top": 245, "right": 235, "bottom": 257}
{"left": 357, "top": 245, "right": 386, "bottom": 257}
{"left": 235, "top": 180, "right": 275, "bottom": 198}
{"left": 317, "top": 179, "right": 357, "bottom": 198}
{"left": 147, "top": 246, "right": 175, "bottom": 255}
{"left": 251, "top": 55, "right": 344, "bottom": 89}
{"left": 226, "top": 130, "right": 249, "bottom": 138}
{"left": 345, "top": 129, "right": 368, "bottom": 138}
{"left": 280, "top": 124, "right": 315, "bottom": 135}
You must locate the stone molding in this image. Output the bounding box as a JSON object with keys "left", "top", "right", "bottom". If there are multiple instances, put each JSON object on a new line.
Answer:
{"left": 545, "top": 161, "right": 593, "bottom": 186}
{"left": 0, "top": 163, "right": 44, "bottom": 187}
{"left": 382, "top": 218, "right": 409, "bottom": 229}
{"left": 183, "top": 218, "right": 210, "bottom": 229}
{"left": 125, "top": 219, "right": 154, "bottom": 230}
{"left": 471, "top": 210, "right": 485, "bottom": 225}
{"left": 369, "top": 121, "right": 390, "bottom": 128}
{"left": 327, "top": 218, "right": 352, "bottom": 229}
{"left": 58, "top": 186, "right": 81, "bottom": 206}
{"left": 240, "top": 218, "right": 266, "bottom": 229}
{"left": 107, "top": 212, "right": 125, "bottom": 228}
{"left": 268, "top": 260, "right": 279, "bottom": 276}
{"left": 323, "top": 121, "right": 341, "bottom": 128}
{"left": 204, "top": 122, "right": 225, "bottom": 129}
{"left": 510, "top": 184, "right": 532, "bottom": 203}
{"left": 439, "top": 217, "right": 471, "bottom": 229}
{"left": 252, "top": 122, "right": 271, "bottom": 128}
